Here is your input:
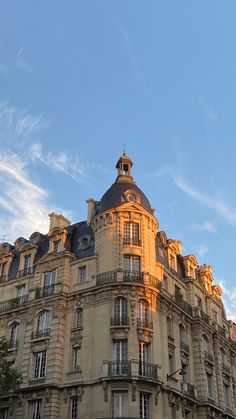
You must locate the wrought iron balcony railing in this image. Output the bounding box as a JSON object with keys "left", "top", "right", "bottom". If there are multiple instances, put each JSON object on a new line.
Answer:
{"left": 96, "top": 271, "right": 117, "bottom": 286}
{"left": 180, "top": 340, "right": 190, "bottom": 354}
{"left": 9, "top": 339, "right": 19, "bottom": 349}
{"left": 31, "top": 328, "right": 50, "bottom": 340}
{"left": 0, "top": 295, "right": 28, "bottom": 312}
{"left": 204, "top": 351, "right": 214, "bottom": 364}
{"left": 123, "top": 271, "right": 143, "bottom": 282}
{"left": 108, "top": 361, "right": 131, "bottom": 377}
{"left": 123, "top": 238, "right": 141, "bottom": 247}
{"left": 222, "top": 364, "right": 230, "bottom": 375}
{"left": 35, "top": 284, "right": 56, "bottom": 299}
{"left": 110, "top": 317, "right": 130, "bottom": 327}
{"left": 137, "top": 318, "right": 153, "bottom": 330}
{"left": 139, "top": 362, "right": 159, "bottom": 379}
{"left": 174, "top": 295, "right": 193, "bottom": 316}
{"left": 18, "top": 266, "right": 35, "bottom": 278}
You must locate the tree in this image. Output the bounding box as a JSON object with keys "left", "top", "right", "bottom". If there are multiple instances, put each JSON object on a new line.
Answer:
{"left": 0, "top": 337, "right": 22, "bottom": 396}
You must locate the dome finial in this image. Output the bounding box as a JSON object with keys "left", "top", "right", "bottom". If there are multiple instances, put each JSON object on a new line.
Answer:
{"left": 123, "top": 144, "right": 126, "bottom": 156}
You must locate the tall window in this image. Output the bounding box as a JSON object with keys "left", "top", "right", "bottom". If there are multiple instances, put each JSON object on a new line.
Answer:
{"left": 140, "top": 393, "right": 150, "bottom": 419}
{"left": 73, "top": 346, "right": 81, "bottom": 370}
{"left": 179, "top": 324, "right": 187, "bottom": 344}
{"left": 1, "top": 262, "right": 7, "bottom": 278}
{"left": 34, "top": 351, "right": 46, "bottom": 378}
{"left": 206, "top": 373, "right": 213, "bottom": 398}
{"left": 167, "top": 317, "right": 172, "bottom": 336}
{"left": 139, "top": 300, "right": 149, "bottom": 327}
{"left": 202, "top": 335, "right": 210, "bottom": 354}
{"left": 28, "top": 400, "right": 42, "bottom": 419}
{"left": 114, "top": 297, "right": 128, "bottom": 325}
{"left": 112, "top": 392, "right": 128, "bottom": 417}
{"left": 79, "top": 266, "right": 86, "bottom": 283}
{"left": 76, "top": 308, "right": 83, "bottom": 328}
{"left": 124, "top": 222, "right": 139, "bottom": 246}
{"left": 70, "top": 397, "right": 78, "bottom": 419}
{"left": 224, "top": 384, "right": 230, "bottom": 406}
{"left": 169, "top": 254, "right": 176, "bottom": 270}
{"left": 10, "top": 323, "right": 19, "bottom": 348}
{"left": 139, "top": 342, "right": 149, "bottom": 375}
{"left": 0, "top": 408, "right": 8, "bottom": 419}
{"left": 24, "top": 255, "right": 31, "bottom": 272}
{"left": 44, "top": 271, "right": 56, "bottom": 296}
{"left": 17, "top": 285, "right": 26, "bottom": 303}
{"left": 123, "top": 255, "right": 140, "bottom": 272}
{"left": 37, "top": 311, "right": 50, "bottom": 333}
{"left": 112, "top": 340, "right": 128, "bottom": 375}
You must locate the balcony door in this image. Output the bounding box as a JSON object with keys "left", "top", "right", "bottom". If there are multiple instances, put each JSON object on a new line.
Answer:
{"left": 139, "top": 342, "right": 149, "bottom": 375}
{"left": 123, "top": 255, "right": 140, "bottom": 272}
{"left": 112, "top": 340, "right": 128, "bottom": 375}
{"left": 44, "top": 271, "right": 56, "bottom": 296}
{"left": 112, "top": 391, "right": 128, "bottom": 417}
{"left": 114, "top": 297, "right": 128, "bottom": 326}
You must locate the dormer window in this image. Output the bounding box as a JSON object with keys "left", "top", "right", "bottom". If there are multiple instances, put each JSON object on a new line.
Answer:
{"left": 52, "top": 240, "right": 60, "bottom": 253}
{"left": 0, "top": 262, "right": 7, "bottom": 280}
{"left": 169, "top": 254, "right": 176, "bottom": 271}
{"left": 23, "top": 255, "right": 31, "bottom": 274}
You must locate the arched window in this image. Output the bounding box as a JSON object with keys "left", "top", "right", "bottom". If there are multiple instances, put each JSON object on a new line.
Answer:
{"left": 37, "top": 311, "right": 51, "bottom": 335}
{"left": 10, "top": 323, "right": 19, "bottom": 348}
{"left": 76, "top": 308, "right": 83, "bottom": 328}
{"left": 114, "top": 297, "right": 128, "bottom": 326}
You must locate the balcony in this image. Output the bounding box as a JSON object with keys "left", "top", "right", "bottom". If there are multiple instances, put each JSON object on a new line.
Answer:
{"left": 35, "top": 284, "right": 56, "bottom": 299}
{"left": 123, "top": 237, "right": 141, "bottom": 247}
{"left": 0, "top": 295, "right": 28, "bottom": 312}
{"left": 137, "top": 318, "right": 153, "bottom": 330}
{"left": 174, "top": 295, "right": 193, "bottom": 316}
{"left": 181, "top": 381, "right": 197, "bottom": 399}
{"left": 180, "top": 341, "right": 190, "bottom": 354}
{"left": 139, "top": 362, "right": 159, "bottom": 379}
{"left": 123, "top": 271, "right": 143, "bottom": 282}
{"left": 204, "top": 351, "right": 214, "bottom": 364}
{"left": 110, "top": 317, "right": 130, "bottom": 327}
{"left": 96, "top": 271, "right": 117, "bottom": 286}
{"left": 18, "top": 266, "right": 35, "bottom": 278}
{"left": 108, "top": 361, "right": 131, "bottom": 377}
{"left": 31, "top": 328, "right": 50, "bottom": 340}
{"left": 222, "top": 364, "right": 230, "bottom": 375}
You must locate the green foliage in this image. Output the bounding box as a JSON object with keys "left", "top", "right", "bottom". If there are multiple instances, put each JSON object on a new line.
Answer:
{"left": 0, "top": 337, "right": 22, "bottom": 396}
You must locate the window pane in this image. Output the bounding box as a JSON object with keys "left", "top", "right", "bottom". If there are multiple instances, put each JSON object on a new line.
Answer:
{"left": 112, "top": 392, "right": 128, "bottom": 417}
{"left": 71, "top": 397, "right": 78, "bottom": 419}
{"left": 0, "top": 408, "right": 8, "bottom": 419}
{"left": 28, "top": 400, "right": 42, "bottom": 419}
{"left": 34, "top": 351, "right": 46, "bottom": 378}
{"left": 140, "top": 393, "right": 149, "bottom": 419}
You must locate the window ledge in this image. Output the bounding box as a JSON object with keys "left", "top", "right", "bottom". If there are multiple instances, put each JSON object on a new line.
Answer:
{"left": 29, "top": 377, "right": 46, "bottom": 385}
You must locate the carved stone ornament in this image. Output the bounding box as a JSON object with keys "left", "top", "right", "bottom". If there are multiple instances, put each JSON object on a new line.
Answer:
{"left": 168, "top": 392, "right": 176, "bottom": 407}
{"left": 132, "top": 380, "right": 137, "bottom": 401}
{"left": 154, "top": 385, "right": 161, "bottom": 405}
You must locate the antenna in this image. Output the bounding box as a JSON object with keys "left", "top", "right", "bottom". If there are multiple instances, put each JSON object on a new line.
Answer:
{"left": 0, "top": 235, "right": 9, "bottom": 243}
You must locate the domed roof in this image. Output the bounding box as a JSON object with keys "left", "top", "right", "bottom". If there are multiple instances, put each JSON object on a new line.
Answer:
{"left": 100, "top": 181, "right": 152, "bottom": 214}
{"left": 98, "top": 152, "right": 152, "bottom": 214}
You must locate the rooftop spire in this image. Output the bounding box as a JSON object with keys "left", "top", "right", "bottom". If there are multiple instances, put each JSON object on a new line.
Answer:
{"left": 115, "top": 151, "right": 134, "bottom": 184}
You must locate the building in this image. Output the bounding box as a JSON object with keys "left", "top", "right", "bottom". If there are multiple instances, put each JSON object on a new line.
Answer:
{"left": 0, "top": 152, "right": 236, "bottom": 419}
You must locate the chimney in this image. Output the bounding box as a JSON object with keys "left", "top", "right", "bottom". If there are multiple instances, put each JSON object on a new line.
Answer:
{"left": 48, "top": 212, "right": 71, "bottom": 231}
{"left": 86, "top": 198, "right": 96, "bottom": 224}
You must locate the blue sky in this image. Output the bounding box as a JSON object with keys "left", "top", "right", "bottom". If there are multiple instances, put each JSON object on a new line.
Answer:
{"left": 1, "top": 1, "right": 236, "bottom": 318}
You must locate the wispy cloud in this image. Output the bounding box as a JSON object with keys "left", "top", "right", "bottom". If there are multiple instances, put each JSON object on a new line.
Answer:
{"left": 16, "top": 46, "right": 34, "bottom": 74}
{"left": 30, "top": 143, "right": 88, "bottom": 183}
{"left": 117, "top": 23, "right": 143, "bottom": 85}
{"left": 200, "top": 95, "right": 216, "bottom": 121}
{"left": 148, "top": 166, "right": 236, "bottom": 227}
{"left": 197, "top": 243, "right": 209, "bottom": 258}
{"left": 0, "top": 153, "right": 49, "bottom": 239}
{"left": 219, "top": 280, "right": 236, "bottom": 322}
{"left": 190, "top": 220, "right": 216, "bottom": 233}
{"left": 0, "top": 101, "right": 49, "bottom": 149}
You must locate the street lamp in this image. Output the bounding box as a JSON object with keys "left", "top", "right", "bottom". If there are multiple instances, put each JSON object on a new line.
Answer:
{"left": 167, "top": 367, "right": 186, "bottom": 381}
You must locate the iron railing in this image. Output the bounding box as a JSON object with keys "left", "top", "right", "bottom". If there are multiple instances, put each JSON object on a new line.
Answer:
{"left": 108, "top": 361, "right": 131, "bottom": 377}
{"left": 180, "top": 340, "right": 190, "bottom": 354}
{"left": 110, "top": 317, "right": 129, "bottom": 327}
{"left": 137, "top": 318, "right": 153, "bottom": 330}
{"left": 31, "top": 328, "right": 50, "bottom": 340}
{"left": 35, "top": 285, "right": 56, "bottom": 299}
{"left": 96, "top": 271, "right": 117, "bottom": 286}
{"left": 174, "top": 296, "right": 193, "bottom": 316}
{"left": 139, "top": 362, "right": 158, "bottom": 379}
{"left": 0, "top": 295, "right": 28, "bottom": 312}
{"left": 18, "top": 266, "right": 35, "bottom": 278}
{"left": 123, "top": 271, "right": 143, "bottom": 282}
{"left": 222, "top": 364, "right": 230, "bottom": 375}
{"left": 204, "top": 351, "right": 214, "bottom": 364}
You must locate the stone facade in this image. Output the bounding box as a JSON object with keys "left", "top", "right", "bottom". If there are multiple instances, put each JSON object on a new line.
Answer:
{"left": 0, "top": 153, "right": 236, "bottom": 419}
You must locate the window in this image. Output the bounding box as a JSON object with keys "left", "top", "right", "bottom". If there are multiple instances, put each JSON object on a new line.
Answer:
{"left": 76, "top": 308, "right": 83, "bottom": 328}
{"left": 112, "top": 340, "right": 128, "bottom": 375}
{"left": 195, "top": 296, "right": 202, "bottom": 308}
{"left": 17, "top": 285, "right": 26, "bottom": 303}
{"left": 169, "top": 254, "right": 176, "bottom": 270}
{"left": 169, "top": 350, "right": 175, "bottom": 375}
{"left": 28, "top": 400, "right": 42, "bottom": 419}
{"left": 123, "top": 222, "right": 139, "bottom": 246}
{"left": 0, "top": 408, "right": 8, "bottom": 419}
{"left": 37, "top": 311, "right": 50, "bottom": 335}
{"left": 24, "top": 254, "right": 31, "bottom": 271}
{"left": 139, "top": 300, "right": 149, "bottom": 327}
{"left": 179, "top": 324, "right": 187, "bottom": 344}
{"left": 73, "top": 346, "right": 81, "bottom": 370}
{"left": 224, "top": 383, "right": 230, "bottom": 406}
{"left": 112, "top": 392, "right": 128, "bottom": 417}
{"left": 10, "top": 323, "right": 19, "bottom": 348}
{"left": 189, "top": 266, "right": 195, "bottom": 278}
{"left": 140, "top": 393, "right": 150, "bottom": 419}
{"left": 0, "top": 262, "right": 7, "bottom": 279}
{"left": 206, "top": 373, "right": 213, "bottom": 398}
{"left": 114, "top": 297, "right": 128, "bottom": 325}
{"left": 79, "top": 266, "right": 86, "bottom": 283}
{"left": 70, "top": 397, "right": 78, "bottom": 419}
{"left": 123, "top": 255, "right": 140, "bottom": 272}
{"left": 202, "top": 335, "right": 210, "bottom": 353}
{"left": 52, "top": 240, "right": 60, "bottom": 252}
{"left": 34, "top": 351, "right": 46, "bottom": 378}
{"left": 167, "top": 317, "right": 172, "bottom": 336}
{"left": 139, "top": 342, "right": 149, "bottom": 375}
{"left": 212, "top": 310, "right": 218, "bottom": 323}
{"left": 44, "top": 271, "right": 56, "bottom": 296}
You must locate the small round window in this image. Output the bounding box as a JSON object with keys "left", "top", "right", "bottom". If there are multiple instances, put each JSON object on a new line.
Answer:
{"left": 78, "top": 235, "right": 91, "bottom": 250}
{"left": 127, "top": 193, "right": 136, "bottom": 202}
